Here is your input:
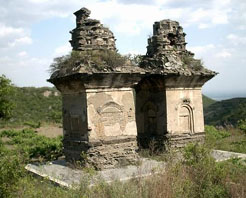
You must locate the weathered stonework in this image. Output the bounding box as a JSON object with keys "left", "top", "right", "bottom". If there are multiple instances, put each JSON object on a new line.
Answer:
{"left": 48, "top": 8, "right": 217, "bottom": 169}
{"left": 70, "top": 7, "right": 116, "bottom": 51}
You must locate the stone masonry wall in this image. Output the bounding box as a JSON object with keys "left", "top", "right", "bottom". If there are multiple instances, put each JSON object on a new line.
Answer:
{"left": 86, "top": 88, "right": 137, "bottom": 140}
{"left": 70, "top": 7, "right": 116, "bottom": 51}
{"left": 87, "top": 138, "right": 139, "bottom": 170}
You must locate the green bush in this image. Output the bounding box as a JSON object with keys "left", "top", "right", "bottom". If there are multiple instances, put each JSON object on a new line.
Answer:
{"left": 179, "top": 144, "right": 229, "bottom": 198}
{"left": 0, "top": 75, "right": 15, "bottom": 120}
{"left": 238, "top": 119, "right": 246, "bottom": 132}
{"left": 0, "top": 129, "right": 63, "bottom": 161}
{"left": 0, "top": 141, "right": 25, "bottom": 198}
{"left": 205, "top": 125, "right": 231, "bottom": 140}
{"left": 24, "top": 121, "right": 41, "bottom": 128}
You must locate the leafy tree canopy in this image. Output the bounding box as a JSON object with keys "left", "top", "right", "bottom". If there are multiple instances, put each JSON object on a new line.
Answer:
{"left": 0, "top": 75, "right": 14, "bottom": 119}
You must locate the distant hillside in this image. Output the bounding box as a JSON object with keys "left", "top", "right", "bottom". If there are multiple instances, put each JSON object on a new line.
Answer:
{"left": 0, "top": 87, "right": 62, "bottom": 127}
{"left": 202, "top": 95, "right": 216, "bottom": 108}
{"left": 2, "top": 86, "right": 244, "bottom": 128}
{"left": 204, "top": 98, "right": 246, "bottom": 126}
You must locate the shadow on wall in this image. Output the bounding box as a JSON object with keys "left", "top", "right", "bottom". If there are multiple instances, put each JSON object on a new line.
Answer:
{"left": 134, "top": 76, "right": 167, "bottom": 150}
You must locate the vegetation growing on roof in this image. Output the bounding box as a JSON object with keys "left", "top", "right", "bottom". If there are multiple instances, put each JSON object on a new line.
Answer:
{"left": 181, "top": 54, "right": 204, "bottom": 71}
{"left": 50, "top": 50, "right": 127, "bottom": 73}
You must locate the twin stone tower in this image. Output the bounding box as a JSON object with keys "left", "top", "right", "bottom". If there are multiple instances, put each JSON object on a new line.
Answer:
{"left": 48, "top": 8, "right": 216, "bottom": 170}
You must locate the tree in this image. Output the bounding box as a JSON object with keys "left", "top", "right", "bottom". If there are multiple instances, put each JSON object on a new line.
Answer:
{"left": 0, "top": 75, "right": 14, "bottom": 119}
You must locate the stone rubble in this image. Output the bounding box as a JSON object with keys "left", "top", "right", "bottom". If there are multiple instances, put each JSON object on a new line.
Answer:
{"left": 140, "top": 19, "right": 216, "bottom": 76}
{"left": 70, "top": 7, "right": 116, "bottom": 52}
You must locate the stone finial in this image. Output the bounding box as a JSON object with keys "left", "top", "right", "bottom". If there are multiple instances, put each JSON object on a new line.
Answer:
{"left": 147, "top": 19, "right": 187, "bottom": 57}
{"left": 70, "top": 7, "right": 116, "bottom": 52}
{"left": 74, "top": 7, "right": 91, "bottom": 27}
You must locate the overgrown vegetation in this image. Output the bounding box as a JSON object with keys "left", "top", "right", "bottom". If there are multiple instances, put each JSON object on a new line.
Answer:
{"left": 238, "top": 119, "right": 246, "bottom": 133}
{"left": 50, "top": 50, "right": 127, "bottom": 73}
{"left": 0, "top": 140, "right": 25, "bottom": 198}
{"left": 1, "top": 130, "right": 246, "bottom": 198}
{"left": 181, "top": 54, "right": 204, "bottom": 71}
{"left": 205, "top": 125, "right": 246, "bottom": 154}
{"left": 0, "top": 129, "right": 63, "bottom": 162}
{"left": 0, "top": 86, "right": 62, "bottom": 128}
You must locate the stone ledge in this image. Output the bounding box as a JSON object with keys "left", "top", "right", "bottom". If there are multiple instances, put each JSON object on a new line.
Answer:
{"left": 25, "top": 158, "right": 165, "bottom": 189}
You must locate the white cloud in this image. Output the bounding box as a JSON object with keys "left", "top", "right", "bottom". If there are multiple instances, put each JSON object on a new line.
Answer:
{"left": 0, "top": 55, "right": 51, "bottom": 87}
{"left": 54, "top": 43, "right": 72, "bottom": 56}
{"left": 0, "top": 23, "right": 31, "bottom": 49}
{"left": 18, "top": 51, "right": 28, "bottom": 57}
{"left": 215, "top": 50, "right": 232, "bottom": 58}
{"left": 0, "top": 24, "right": 24, "bottom": 37}
{"left": 9, "top": 36, "right": 32, "bottom": 47}
{"left": 187, "top": 44, "right": 215, "bottom": 58}
{"left": 226, "top": 33, "right": 246, "bottom": 45}
{"left": 0, "top": 0, "right": 245, "bottom": 97}
{"left": 198, "top": 23, "right": 210, "bottom": 29}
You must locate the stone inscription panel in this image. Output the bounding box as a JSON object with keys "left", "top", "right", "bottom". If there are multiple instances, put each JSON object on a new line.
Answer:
{"left": 101, "top": 107, "right": 123, "bottom": 126}
{"left": 98, "top": 102, "right": 124, "bottom": 127}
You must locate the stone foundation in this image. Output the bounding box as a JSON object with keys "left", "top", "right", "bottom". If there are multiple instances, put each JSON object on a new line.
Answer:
{"left": 87, "top": 137, "right": 139, "bottom": 170}
{"left": 138, "top": 132, "right": 205, "bottom": 151}
{"left": 64, "top": 136, "right": 139, "bottom": 170}
{"left": 167, "top": 132, "right": 205, "bottom": 148}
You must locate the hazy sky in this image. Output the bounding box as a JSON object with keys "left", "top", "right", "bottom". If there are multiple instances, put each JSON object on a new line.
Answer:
{"left": 0, "top": 0, "right": 245, "bottom": 99}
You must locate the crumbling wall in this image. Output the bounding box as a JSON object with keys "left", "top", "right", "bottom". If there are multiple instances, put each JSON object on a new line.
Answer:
{"left": 70, "top": 8, "right": 116, "bottom": 52}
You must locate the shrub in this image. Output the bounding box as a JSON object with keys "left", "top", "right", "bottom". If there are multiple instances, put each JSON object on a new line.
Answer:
{"left": 24, "top": 121, "right": 41, "bottom": 128}
{"left": 0, "top": 129, "right": 63, "bottom": 161}
{"left": 205, "top": 125, "right": 231, "bottom": 140}
{"left": 50, "top": 50, "right": 127, "bottom": 73}
{"left": 0, "top": 75, "right": 15, "bottom": 120}
{"left": 179, "top": 144, "right": 229, "bottom": 198}
{"left": 0, "top": 141, "right": 25, "bottom": 198}
{"left": 181, "top": 55, "right": 204, "bottom": 71}
{"left": 238, "top": 119, "right": 246, "bottom": 133}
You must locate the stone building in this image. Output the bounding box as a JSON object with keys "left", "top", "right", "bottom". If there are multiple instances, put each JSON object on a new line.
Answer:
{"left": 48, "top": 8, "right": 216, "bottom": 170}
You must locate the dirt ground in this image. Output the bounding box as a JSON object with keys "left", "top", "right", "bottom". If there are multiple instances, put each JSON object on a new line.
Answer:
{"left": 36, "top": 125, "right": 63, "bottom": 138}
{"left": 0, "top": 125, "right": 63, "bottom": 138}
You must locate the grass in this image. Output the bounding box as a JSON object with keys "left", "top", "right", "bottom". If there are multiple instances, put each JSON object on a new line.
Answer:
{"left": 1, "top": 127, "right": 246, "bottom": 198}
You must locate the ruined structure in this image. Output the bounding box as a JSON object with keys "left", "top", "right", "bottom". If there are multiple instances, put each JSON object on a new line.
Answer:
{"left": 48, "top": 8, "right": 217, "bottom": 170}
{"left": 70, "top": 7, "right": 116, "bottom": 51}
